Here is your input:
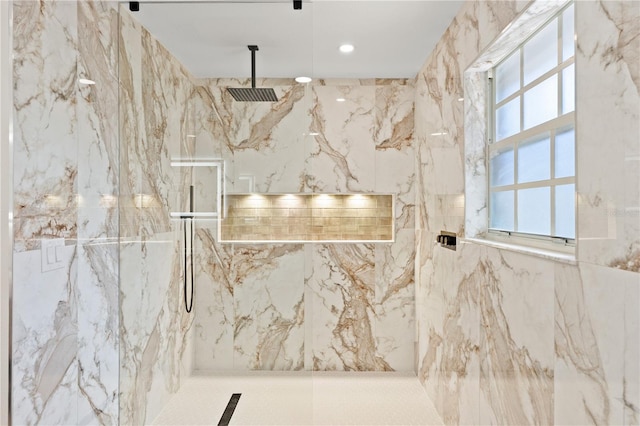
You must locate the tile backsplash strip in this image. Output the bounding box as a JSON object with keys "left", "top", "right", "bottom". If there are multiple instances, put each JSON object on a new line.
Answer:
{"left": 220, "top": 193, "right": 394, "bottom": 242}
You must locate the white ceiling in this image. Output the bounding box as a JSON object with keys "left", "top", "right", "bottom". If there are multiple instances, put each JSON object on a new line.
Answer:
{"left": 131, "top": 0, "right": 464, "bottom": 79}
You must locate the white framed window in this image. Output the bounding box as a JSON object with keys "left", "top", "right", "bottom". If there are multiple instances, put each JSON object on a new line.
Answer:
{"left": 488, "top": 2, "right": 575, "bottom": 246}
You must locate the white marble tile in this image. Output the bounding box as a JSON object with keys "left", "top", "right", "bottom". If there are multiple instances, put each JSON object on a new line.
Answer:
{"left": 306, "top": 86, "right": 376, "bottom": 192}
{"left": 559, "top": 263, "right": 640, "bottom": 425}
{"left": 191, "top": 78, "right": 416, "bottom": 375}
{"left": 374, "top": 84, "right": 415, "bottom": 229}
{"left": 196, "top": 81, "right": 309, "bottom": 193}
{"left": 77, "top": 242, "right": 119, "bottom": 425}
{"left": 575, "top": 0, "right": 640, "bottom": 271}
{"left": 12, "top": 245, "right": 78, "bottom": 425}
{"left": 374, "top": 84, "right": 414, "bottom": 153}
{"left": 463, "top": 71, "right": 489, "bottom": 239}
{"left": 117, "top": 9, "right": 198, "bottom": 424}
{"left": 416, "top": 230, "right": 445, "bottom": 405}
{"left": 307, "top": 243, "right": 384, "bottom": 371}
{"left": 554, "top": 262, "right": 630, "bottom": 425}
{"left": 76, "top": 4, "right": 120, "bottom": 423}
{"left": 193, "top": 228, "right": 235, "bottom": 371}
{"left": 33, "top": 364, "right": 79, "bottom": 426}
{"left": 624, "top": 273, "right": 640, "bottom": 425}
{"left": 232, "top": 244, "right": 305, "bottom": 370}
{"left": 229, "top": 86, "right": 309, "bottom": 194}
{"left": 434, "top": 239, "right": 482, "bottom": 425}
{"left": 13, "top": 0, "right": 79, "bottom": 251}
{"left": 374, "top": 229, "right": 415, "bottom": 371}
{"left": 478, "top": 247, "right": 554, "bottom": 425}
{"left": 119, "top": 231, "right": 194, "bottom": 425}
{"left": 415, "top": 2, "right": 578, "bottom": 424}
{"left": 11, "top": 2, "right": 85, "bottom": 424}
{"left": 118, "top": 8, "right": 145, "bottom": 239}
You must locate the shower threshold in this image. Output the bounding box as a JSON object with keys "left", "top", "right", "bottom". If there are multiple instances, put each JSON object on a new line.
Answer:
{"left": 150, "top": 371, "right": 443, "bottom": 425}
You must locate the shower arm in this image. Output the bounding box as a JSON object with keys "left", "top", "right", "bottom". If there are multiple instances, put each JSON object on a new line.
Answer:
{"left": 249, "top": 45, "right": 258, "bottom": 89}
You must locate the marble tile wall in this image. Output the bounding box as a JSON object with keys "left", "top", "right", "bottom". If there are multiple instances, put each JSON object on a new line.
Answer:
{"left": 576, "top": 1, "right": 640, "bottom": 271}
{"left": 12, "top": 1, "right": 120, "bottom": 425}
{"left": 192, "top": 78, "right": 416, "bottom": 372}
{"left": 12, "top": 1, "right": 198, "bottom": 424}
{"left": 118, "top": 8, "right": 196, "bottom": 425}
{"left": 77, "top": 2, "right": 120, "bottom": 424}
{"left": 14, "top": 1, "right": 637, "bottom": 424}
{"left": 415, "top": 1, "right": 640, "bottom": 425}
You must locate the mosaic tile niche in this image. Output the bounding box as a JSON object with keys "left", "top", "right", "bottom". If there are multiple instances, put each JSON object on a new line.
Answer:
{"left": 220, "top": 193, "right": 394, "bottom": 242}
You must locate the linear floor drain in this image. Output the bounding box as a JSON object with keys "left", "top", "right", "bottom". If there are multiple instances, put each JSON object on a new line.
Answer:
{"left": 217, "top": 393, "right": 241, "bottom": 426}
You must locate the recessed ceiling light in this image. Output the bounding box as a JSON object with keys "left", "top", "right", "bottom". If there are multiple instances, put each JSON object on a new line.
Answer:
{"left": 336, "top": 98, "right": 346, "bottom": 102}
{"left": 339, "top": 44, "right": 354, "bottom": 53}
{"left": 295, "top": 76, "right": 312, "bottom": 84}
{"left": 79, "top": 78, "right": 95, "bottom": 85}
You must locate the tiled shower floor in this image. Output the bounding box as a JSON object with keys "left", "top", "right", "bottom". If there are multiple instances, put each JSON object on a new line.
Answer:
{"left": 151, "top": 371, "right": 443, "bottom": 425}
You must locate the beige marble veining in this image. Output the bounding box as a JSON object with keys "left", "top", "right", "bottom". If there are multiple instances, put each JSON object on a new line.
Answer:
{"left": 12, "top": 1, "right": 123, "bottom": 424}
{"left": 576, "top": 0, "right": 640, "bottom": 272}
{"left": 10, "top": 0, "right": 416, "bottom": 424}
{"left": 76, "top": 2, "right": 121, "bottom": 423}
{"left": 191, "top": 76, "right": 416, "bottom": 373}
{"left": 416, "top": 1, "right": 640, "bottom": 425}
{"left": 118, "top": 7, "right": 196, "bottom": 424}
{"left": 10, "top": 1, "right": 639, "bottom": 426}
{"left": 12, "top": 0, "right": 79, "bottom": 252}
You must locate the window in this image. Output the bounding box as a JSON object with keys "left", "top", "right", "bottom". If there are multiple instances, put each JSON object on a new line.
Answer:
{"left": 488, "top": 2, "right": 575, "bottom": 244}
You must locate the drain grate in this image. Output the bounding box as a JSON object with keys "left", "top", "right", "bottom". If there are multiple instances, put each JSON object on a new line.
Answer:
{"left": 217, "top": 393, "right": 242, "bottom": 426}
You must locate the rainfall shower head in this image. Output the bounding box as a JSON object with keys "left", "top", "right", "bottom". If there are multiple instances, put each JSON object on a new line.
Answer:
{"left": 227, "top": 45, "right": 278, "bottom": 102}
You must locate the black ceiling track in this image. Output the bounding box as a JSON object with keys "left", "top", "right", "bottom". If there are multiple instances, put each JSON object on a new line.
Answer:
{"left": 293, "top": 0, "right": 302, "bottom": 10}
{"left": 129, "top": 2, "right": 139, "bottom": 12}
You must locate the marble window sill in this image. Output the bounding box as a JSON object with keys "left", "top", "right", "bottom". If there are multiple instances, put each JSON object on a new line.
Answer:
{"left": 462, "top": 237, "right": 577, "bottom": 265}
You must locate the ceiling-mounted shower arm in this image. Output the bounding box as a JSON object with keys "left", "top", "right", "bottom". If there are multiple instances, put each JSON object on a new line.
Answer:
{"left": 248, "top": 45, "right": 258, "bottom": 89}
{"left": 227, "top": 45, "right": 278, "bottom": 102}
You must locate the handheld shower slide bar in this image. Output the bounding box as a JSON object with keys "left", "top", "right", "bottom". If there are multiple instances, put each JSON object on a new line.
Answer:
{"left": 182, "top": 185, "right": 194, "bottom": 313}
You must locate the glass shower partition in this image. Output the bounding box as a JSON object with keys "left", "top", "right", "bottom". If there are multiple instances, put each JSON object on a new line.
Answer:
{"left": 117, "top": 2, "right": 315, "bottom": 423}
{"left": 117, "top": 2, "right": 418, "bottom": 424}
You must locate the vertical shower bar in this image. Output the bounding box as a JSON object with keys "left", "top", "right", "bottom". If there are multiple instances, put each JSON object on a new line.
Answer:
{"left": 184, "top": 185, "right": 194, "bottom": 313}
{"left": 190, "top": 184, "right": 194, "bottom": 214}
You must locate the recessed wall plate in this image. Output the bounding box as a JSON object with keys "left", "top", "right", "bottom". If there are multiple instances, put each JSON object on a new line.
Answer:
{"left": 437, "top": 230, "right": 457, "bottom": 251}
{"left": 41, "top": 238, "right": 65, "bottom": 272}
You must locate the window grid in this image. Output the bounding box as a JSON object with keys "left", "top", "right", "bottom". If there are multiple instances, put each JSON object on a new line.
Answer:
{"left": 488, "top": 3, "right": 575, "bottom": 242}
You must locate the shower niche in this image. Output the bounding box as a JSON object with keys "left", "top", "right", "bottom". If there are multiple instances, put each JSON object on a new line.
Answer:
{"left": 170, "top": 159, "right": 223, "bottom": 220}
{"left": 219, "top": 193, "right": 394, "bottom": 243}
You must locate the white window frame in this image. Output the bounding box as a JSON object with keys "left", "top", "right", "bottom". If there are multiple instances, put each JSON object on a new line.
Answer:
{"left": 486, "top": 2, "right": 575, "bottom": 253}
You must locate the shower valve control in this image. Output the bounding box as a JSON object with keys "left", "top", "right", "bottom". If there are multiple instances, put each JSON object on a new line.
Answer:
{"left": 436, "top": 231, "right": 457, "bottom": 251}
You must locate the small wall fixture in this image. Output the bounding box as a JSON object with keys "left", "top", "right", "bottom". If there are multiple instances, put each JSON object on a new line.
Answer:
{"left": 293, "top": 0, "right": 302, "bottom": 10}
{"left": 437, "top": 230, "right": 457, "bottom": 251}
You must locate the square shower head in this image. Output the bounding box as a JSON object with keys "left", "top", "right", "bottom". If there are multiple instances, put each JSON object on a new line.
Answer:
{"left": 227, "top": 87, "right": 278, "bottom": 102}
